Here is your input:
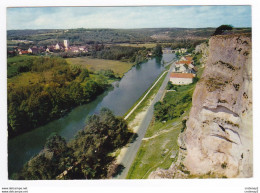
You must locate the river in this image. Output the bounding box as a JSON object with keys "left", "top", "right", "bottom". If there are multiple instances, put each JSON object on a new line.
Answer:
{"left": 8, "top": 53, "right": 175, "bottom": 177}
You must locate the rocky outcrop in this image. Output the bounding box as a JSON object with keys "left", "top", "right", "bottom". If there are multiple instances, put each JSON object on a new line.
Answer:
{"left": 195, "top": 42, "right": 209, "bottom": 67}
{"left": 150, "top": 33, "right": 252, "bottom": 178}
{"left": 180, "top": 33, "right": 252, "bottom": 178}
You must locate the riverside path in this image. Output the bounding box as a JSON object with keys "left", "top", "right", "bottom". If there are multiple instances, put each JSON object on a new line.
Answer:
{"left": 114, "top": 62, "right": 175, "bottom": 179}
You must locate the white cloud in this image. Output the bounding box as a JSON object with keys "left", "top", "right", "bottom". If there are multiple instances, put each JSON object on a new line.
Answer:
{"left": 7, "top": 6, "right": 251, "bottom": 30}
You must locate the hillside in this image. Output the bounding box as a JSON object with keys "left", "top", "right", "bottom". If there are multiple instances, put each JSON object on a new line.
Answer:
{"left": 7, "top": 28, "right": 251, "bottom": 45}
{"left": 149, "top": 33, "right": 252, "bottom": 178}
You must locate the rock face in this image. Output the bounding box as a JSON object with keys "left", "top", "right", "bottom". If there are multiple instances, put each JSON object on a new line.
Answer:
{"left": 149, "top": 34, "right": 252, "bottom": 179}
{"left": 179, "top": 34, "right": 252, "bottom": 178}
{"left": 195, "top": 42, "right": 209, "bottom": 67}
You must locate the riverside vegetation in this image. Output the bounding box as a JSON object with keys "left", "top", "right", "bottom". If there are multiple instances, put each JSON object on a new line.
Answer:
{"left": 13, "top": 108, "right": 133, "bottom": 180}
{"left": 8, "top": 43, "right": 164, "bottom": 138}
{"left": 7, "top": 56, "right": 117, "bottom": 138}
{"left": 8, "top": 42, "right": 165, "bottom": 179}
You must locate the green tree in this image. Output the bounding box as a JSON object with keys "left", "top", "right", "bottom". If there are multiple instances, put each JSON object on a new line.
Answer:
{"left": 153, "top": 44, "right": 163, "bottom": 57}
{"left": 213, "top": 25, "right": 233, "bottom": 35}
{"left": 78, "top": 69, "right": 89, "bottom": 82}
{"left": 45, "top": 133, "right": 68, "bottom": 156}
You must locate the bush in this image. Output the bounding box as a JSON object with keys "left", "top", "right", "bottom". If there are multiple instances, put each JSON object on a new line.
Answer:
{"left": 213, "top": 25, "right": 233, "bottom": 36}
{"left": 181, "top": 119, "right": 187, "bottom": 133}
{"left": 166, "top": 81, "right": 178, "bottom": 91}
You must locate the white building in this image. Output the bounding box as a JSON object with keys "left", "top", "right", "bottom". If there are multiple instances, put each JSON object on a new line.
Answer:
{"left": 178, "top": 48, "right": 187, "bottom": 54}
{"left": 55, "top": 43, "right": 60, "bottom": 50}
{"left": 70, "top": 47, "right": 79, "bottom": 53}
{"left": 28, "top": 48, "right": 32, "bottom": 53}
{"left": 173, "top": 63, "right": 189, "bottom": 73}
{"left": 170, "top": 73, "right": 194, "bottom": 85}
{"left": 180, "top": 56, "right": 187, "bottom": 61}
{"left": 64, "top": 40, "right": 68, "bottom": 50}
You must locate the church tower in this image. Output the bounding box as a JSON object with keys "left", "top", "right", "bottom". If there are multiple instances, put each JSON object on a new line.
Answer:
{"left": 64, "top": 40, "right": 69, "bottom": 51}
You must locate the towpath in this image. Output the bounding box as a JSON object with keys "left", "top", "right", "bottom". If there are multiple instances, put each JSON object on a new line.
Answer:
{"left": 114, "top": 62, "right": 175, "bottom": 179}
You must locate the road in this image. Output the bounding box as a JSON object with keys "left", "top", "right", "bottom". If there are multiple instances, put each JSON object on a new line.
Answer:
{"left": 114, "top": 61, "right": 175, "bottom": 179}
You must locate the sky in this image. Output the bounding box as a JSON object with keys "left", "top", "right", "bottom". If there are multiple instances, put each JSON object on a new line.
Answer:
{"left": 7, "top": 6, "right": 251, "bottom": 30}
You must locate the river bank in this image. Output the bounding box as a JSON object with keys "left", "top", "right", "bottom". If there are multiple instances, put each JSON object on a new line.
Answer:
{"left": 8, "top": 53, "right": 175, "bottom": 178}
{"left": 114, "top": 60, "right": 176, "bottom": 179}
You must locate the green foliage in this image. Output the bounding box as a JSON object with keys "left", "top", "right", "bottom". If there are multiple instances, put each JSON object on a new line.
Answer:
{"left": 15, "top": 108, "right": 133, "bottom": 180}
{"left": 70, "top": 108, "right": 132, "bottom": 179}
{"left": 7, "top": 56, "right": 34, "bottom": 78}
{"left": 192, "top": 52, "right": 202, "bottom": 66}
{"left": 7, "top": 28, "right": 251, "bottom": 47}
{"left": 98, "top": 69, "right": 116, "bottom": 79}
{"left": 171, "top": 39, "right": 205, "bottom": 50}
{"left": 181, "top": 119, "right": 187, "bottom": 133}
{"left": 187, "top": 47, "right": 194, "bottom": 53}
{"left": 166, "top": 81, "right": 178, "bottom": 91}
{"left": 45, "top": 133, "right": 68, "bottom": 156}
{"left": 153, "top": 44, "right": 163, "bottom": 57}
{"left": 91, "top": 45, "right": 149, "bottom": 64}
{"left": 8, "top": 56, "right": 109, "bottom": 138}
{"left": 221, "top": 162, "right": 227, "bottom": 169}
{"left": 78, "top": 69, "right": 89, "bottom": 82}
{"left": 213, "top": 25, "right": 233, "bottom": 35}
{"left": 154, "top": 84, "right": 194, "bottom": 122}
{"left": 16, "top": 134, "right": 79, "bottom": 180}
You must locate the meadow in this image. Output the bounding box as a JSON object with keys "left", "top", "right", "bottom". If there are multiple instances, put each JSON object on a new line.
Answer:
{"left": 66, "top": 57, "right": 135, "bottom": 78}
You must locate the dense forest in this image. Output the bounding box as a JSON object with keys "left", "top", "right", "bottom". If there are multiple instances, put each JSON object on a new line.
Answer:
{"left": 91, "top": 45, "right": 163, "bottom": 64}
{"left": 8, "top": 56, "right": 115, "bottom": 138}
{"left": 13, "top": 108, "right": 133, "bottom": 180}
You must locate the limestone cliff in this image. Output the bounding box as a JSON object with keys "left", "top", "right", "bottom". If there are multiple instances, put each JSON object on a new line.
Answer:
{"left": 150, "top": 33, "right": 252, "bottom": 178}
{"left": 195, "top": 42, "right": 209, "bottom": 67}
{"left": 179, "top": 33, "right": 252, "bottom": 178}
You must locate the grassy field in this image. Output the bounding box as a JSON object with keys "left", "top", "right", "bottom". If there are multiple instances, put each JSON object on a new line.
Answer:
{"left": 66, "top": 57, "right": 135, "bottom": 77}
{"left": 7, "top": 55, "right": 36, "bottom": 78}
{"left": 126, "top": 87, "right": 193, "bottom": 179}
{"left": 127, "top": 64, "right": 205, "bottom": 179}
{"left": 8, "top": 72, "right": 43, "bottom": 87}
{"left": 127, "top": 118, "right": 182, "bottom": 179}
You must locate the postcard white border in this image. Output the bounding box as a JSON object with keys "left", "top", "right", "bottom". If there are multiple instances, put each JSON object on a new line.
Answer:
{"left": 1, "top": 0, "right": 259, "bottom": 193}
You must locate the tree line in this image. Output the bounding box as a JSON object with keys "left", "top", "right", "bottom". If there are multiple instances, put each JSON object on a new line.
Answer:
{"left": 8, "top": 56, "right": 112, "bottom": 138}
{"left": 90, "top": 45, "right": 150, "bottom": 64}
{"left": 13, "top": 108, "right": 133, "bottom": 180}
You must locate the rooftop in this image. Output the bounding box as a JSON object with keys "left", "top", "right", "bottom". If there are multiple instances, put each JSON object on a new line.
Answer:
{"left": 170, "top": 73, "right": 194, "bottom": 78}
{"left": 176, "top": 60, "right": 192, "bottom": 65}
{"left": 185, "top": 56, "right": 193, "bottom": 61}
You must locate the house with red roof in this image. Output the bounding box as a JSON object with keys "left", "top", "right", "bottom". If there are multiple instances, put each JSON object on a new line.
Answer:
{"left": 19, "top": 50, "right": 29, "bottom": 55}
{"left": 170, "top": 73, "right": 194, "bottom": 85}
{"left": 185, "top": 56, "right": 193, "bottom": 61}
{"left": 176, "top": 60, "right": 192, "bottom": 65}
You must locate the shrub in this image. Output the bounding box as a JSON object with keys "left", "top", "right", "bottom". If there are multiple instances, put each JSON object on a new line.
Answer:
{"left": 213, "top": 25, "right": 233, "bottom": 36}
{"left": 221, "top": 162, "right": 227, "bottom": 169}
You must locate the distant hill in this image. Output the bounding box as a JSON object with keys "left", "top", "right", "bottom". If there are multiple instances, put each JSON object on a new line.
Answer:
{"left": 7, "top": 28, "right": 251, "bottom": 45}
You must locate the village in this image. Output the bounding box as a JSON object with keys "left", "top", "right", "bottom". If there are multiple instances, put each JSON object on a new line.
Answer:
{"left": 169, "top": 53, "right": 197, "bottom": 85}
{"left": 8, "top": 39, "right": 90, "bottom": 56}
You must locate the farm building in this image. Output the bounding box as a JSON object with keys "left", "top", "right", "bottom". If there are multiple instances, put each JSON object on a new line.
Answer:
{"left": 170, "top": 73, "right": 194, "bottom": 85}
